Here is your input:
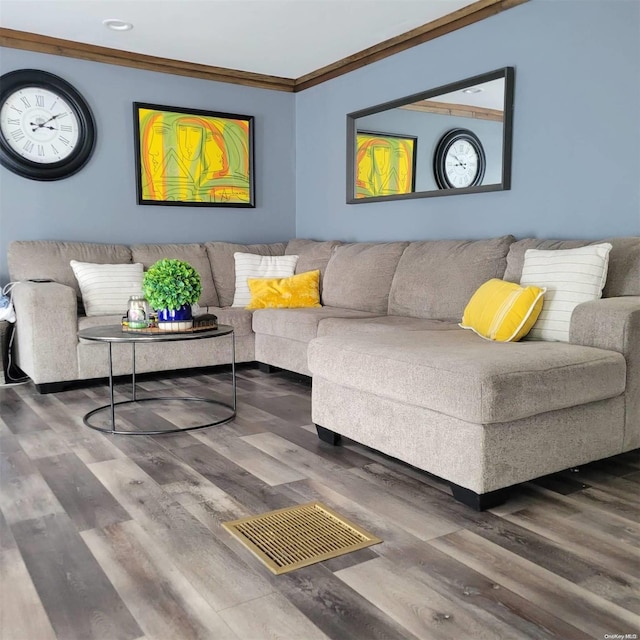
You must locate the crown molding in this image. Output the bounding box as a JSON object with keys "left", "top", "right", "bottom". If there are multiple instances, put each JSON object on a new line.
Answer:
{"left": 0, "top": 28, "right": 296, "bottom": 92}
{"left": 294, "top": 0, "right": 528, "bottom": 92}
{"left": 0, "top": 0, "right": 528, "bottom": 93}
{"left": 400, "top": 100, "right": 503, "bottom": 122}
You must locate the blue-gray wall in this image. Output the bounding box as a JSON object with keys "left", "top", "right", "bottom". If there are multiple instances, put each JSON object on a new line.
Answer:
{"left": 2, "top": 0, "right": 639, "bottom": 285}
{"left": 0, "top": 49, "right": 296, "bottom": 283}
{"left": 295, "top": 0, "right": 640, "bottom": 242}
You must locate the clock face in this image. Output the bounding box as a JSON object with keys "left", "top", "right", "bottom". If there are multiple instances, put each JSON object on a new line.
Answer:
{"left": 444, "top": 139, "right": 480, "bottom": 188}
{"left": 0, "top": 86, "right": 80, "bottom": 164}
{"left": 0, "top": 69, "right": 96, "bottom": 181}
{"left": 433, "top": 128, "right": 486, "bottom": 190}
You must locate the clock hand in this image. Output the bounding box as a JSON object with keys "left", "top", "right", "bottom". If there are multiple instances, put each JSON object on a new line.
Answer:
{"left": 29, "top": 113, "right": 67, "bottom": 131}
{"left": 42, "top": 112, "right": 67, "bottom": 124}
{"left": 29, "top": 122, "right": 57, "bottom": 132}
{"left": 451, "top": 154, "right": 467, "bottom": 168}
{"left": 29, "top": 110, "right": 68, "bottom": 131}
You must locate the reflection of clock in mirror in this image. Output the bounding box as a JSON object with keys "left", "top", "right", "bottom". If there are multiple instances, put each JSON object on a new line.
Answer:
{"left": 433, "top": 128, "right": 486, "bottom": 189}
{"left": 0, "top": 69, "right": 96, "bottom": 181}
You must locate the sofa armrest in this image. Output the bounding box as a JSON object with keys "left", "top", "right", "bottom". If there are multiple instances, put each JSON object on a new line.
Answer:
{"left": 570, "top": 296, "right": 640, "bottom": 450}
{"left": 570, "top": 296, "right": 640, "bottom": 354}
{"left": 12, "top": 281, "right": 79, "bottom": 384}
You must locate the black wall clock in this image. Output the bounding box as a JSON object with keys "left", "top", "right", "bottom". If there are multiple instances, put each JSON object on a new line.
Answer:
{"left": 433, "top": 128, "right": 486, "bottom": 189}
{"left": 0, "top": 69, "right": 96, "bottom": 181}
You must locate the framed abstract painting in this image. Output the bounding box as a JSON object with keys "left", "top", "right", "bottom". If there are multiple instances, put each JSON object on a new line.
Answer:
{"left": 133, "top": 102, "right": 254, "bottom": 207}
{"left": 355, "top": 131, "right": 417, "bottom": 199}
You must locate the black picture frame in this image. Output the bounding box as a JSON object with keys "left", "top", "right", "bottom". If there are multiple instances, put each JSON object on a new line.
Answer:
{"left": 0, "top": 69, "right": 96, "bottom": 181}
{"left": 355, "top": 130, "right": 418, "bottom": 199}
{"left": 133, "top": 102, "right": 255, "bottom": 208}
{"left": 346, "top": 66, "right": 515, "bottom": 204}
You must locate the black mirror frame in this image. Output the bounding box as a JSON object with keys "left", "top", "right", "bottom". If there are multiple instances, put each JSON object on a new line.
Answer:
{"left": 346, "top": 67, "right": 515, "bottom": 204}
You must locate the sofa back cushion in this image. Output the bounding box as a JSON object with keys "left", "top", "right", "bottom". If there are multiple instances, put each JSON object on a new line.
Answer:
{"left": 8, "top": 240, "right": 132, "bottom": 299}
{"left": 131, "top": 243, "right": 218, "bottom": 307}
{"left": 388, "top": 235, "right": 515, "bottom": 321}
{"left": 322, "top": 242, "right": 409, "bottom": 313}
{"left": 205, "top": 241, "right": 286, "bottom": 307}
{"left": 503, "top": 237, "right": 640, "bottom": 297}
{"left": 285, "top": 239, "right": 342, "bottom": 298}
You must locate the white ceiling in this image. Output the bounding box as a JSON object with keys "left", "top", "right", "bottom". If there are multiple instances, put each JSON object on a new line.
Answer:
{"left": 0, "top": 0, "right": 477, "bottom": 78}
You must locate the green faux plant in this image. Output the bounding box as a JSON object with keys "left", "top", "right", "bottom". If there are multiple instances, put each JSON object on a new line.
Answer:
{"left": 142, "top": 259, "right": 202, "bottom": 311}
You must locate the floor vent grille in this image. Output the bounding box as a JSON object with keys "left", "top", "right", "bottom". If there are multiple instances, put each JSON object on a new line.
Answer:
{"left": 223, "top": 501, "right": 382, "bottom": 574}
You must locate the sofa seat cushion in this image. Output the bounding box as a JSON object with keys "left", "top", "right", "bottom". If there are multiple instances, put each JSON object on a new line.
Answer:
{"left": 318, "top": 316, "right": 460, "bottom": 337}
{"left": 307, "top": 330, "right": 626, "bottom": 424}
{"left": 252, "top": 307, "right": 380, "bottom": 343}
{"left": 78, "top": 307, "right": 254, "bottom": 337}
{"left": 206, "top": 307, "right": 254, "bottom": 337}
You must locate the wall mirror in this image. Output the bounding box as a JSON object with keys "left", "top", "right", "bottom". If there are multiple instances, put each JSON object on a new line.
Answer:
{"left": 347, "top": 67, "right": 514, "bottom": 203}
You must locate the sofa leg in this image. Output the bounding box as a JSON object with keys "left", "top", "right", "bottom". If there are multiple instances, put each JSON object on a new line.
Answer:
{"left": 449, "top": 483, "right": 510, "bottom": 511}
{"left": 258, "top": 362, "right": 274, "bottom": 374}
{"left": 316, "top": 425, "right": 342, "bottom": 446}
{"left": 35, "top": 382, "right": 65, "bottom": 394}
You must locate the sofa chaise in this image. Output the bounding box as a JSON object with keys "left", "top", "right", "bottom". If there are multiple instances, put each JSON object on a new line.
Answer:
{"left": 7, "top": 235, "right": 639, "bottom": 509}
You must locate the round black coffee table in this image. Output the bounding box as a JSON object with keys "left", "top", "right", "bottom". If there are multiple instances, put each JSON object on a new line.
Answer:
{"left": 78, "top": 324, "right": 236, "bottom": 435}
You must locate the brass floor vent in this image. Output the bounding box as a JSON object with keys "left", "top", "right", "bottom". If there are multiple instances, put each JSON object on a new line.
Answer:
{"left": 223, "top": 502, "right": 382, "bottom": 575}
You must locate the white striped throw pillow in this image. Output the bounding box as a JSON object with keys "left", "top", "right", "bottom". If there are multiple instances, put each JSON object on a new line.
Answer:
{"left": 520, "top": 243, "right": 612, "bottom": 342}
{"left": 232, "top": 253, "right": 298, "bottom": 307}
{"left": 70, "top": 261, "right": 144, "bottom": 316}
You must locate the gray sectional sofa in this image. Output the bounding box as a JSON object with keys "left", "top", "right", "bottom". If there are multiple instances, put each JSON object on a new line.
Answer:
{"left": 7, "top": 235, "right": 640, "bottom": 509}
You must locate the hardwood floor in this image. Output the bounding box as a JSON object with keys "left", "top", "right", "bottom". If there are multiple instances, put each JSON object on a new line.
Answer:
{"left": 1, "top": 365, "right": 639, "bottom": 640}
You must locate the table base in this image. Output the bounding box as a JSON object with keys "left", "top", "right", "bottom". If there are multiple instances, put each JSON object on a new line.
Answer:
{"left": 79, "top": 326, "right": 236, "bottom": 436}
{"left": 83, "top": 396, "right": 236, "bottom": 435}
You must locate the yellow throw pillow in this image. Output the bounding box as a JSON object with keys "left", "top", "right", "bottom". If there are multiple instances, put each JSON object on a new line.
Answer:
{"left": 246, "top": 270, "right": 322, "bottom": 309}
{"left": 459, "top": 278, "right": 546, "bottom": 342}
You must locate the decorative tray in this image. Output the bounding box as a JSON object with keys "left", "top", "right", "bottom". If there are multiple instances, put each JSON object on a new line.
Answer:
{"left": 122, "top": 323, "right": 218, "bottom": 334}
{"left": 122, "top": 315, "right": 218, "bottom": 334}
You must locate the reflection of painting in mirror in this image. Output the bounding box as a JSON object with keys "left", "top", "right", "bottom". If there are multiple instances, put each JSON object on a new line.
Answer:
{"left": 347, "top": 67, "right": 514, "bottom": 203}
{"left": 356, "top": 131, "right": 417, "bottom": 198}
{"left": 134, "top": 102, "right": 254, "bottom": 207}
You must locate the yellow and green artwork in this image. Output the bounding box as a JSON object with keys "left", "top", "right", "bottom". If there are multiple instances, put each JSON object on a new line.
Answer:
{"left": 355, "top": 131, "right": 417, "bottom": 198}
{"left": 134, "top": 103, "right": 254, "bottom": 207}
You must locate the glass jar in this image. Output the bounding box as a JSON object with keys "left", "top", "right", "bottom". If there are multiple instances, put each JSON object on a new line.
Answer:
{"left": 127, "top": 295, "right": 150, "bottom": 329}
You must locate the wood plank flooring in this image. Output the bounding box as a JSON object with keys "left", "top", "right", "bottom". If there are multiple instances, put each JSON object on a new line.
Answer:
{"left": 1, "top": 365, "right": 639, "bottom": 640}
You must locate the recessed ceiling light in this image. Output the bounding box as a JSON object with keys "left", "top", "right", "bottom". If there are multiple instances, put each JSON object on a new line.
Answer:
{"left": 463, "top": 87, "right": 483, "bottom": 94}
{"left": 103, "top": 19, "right": 133, "bottom": 31}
